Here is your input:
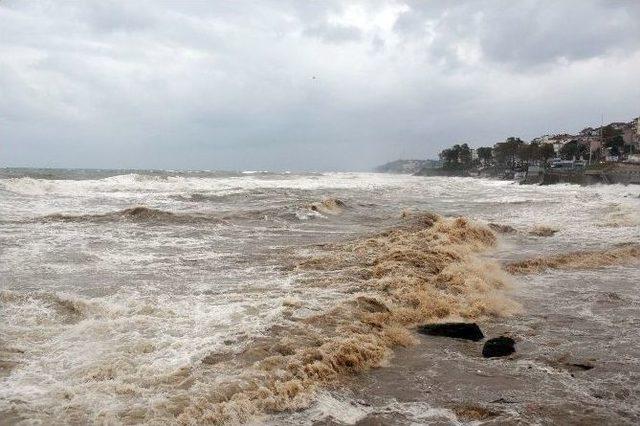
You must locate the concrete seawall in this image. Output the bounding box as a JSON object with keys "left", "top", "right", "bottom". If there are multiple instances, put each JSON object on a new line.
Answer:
{"left": 534, "top": 163, "right": 640, "bottom": 185}
{"left": 585, "top": 163, "right": 640, "bottom": 185}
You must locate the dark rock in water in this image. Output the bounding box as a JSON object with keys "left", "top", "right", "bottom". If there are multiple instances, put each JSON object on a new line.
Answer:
{"left": 417, "top": 322, "right": 484, "bottom": 341}
{"left": 482, "top": 336, "right": 516, "bottom": 358}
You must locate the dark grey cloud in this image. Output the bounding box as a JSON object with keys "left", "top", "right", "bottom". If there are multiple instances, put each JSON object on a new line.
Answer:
{"left": 396, "top": 0, "right": 640, "bottom": 69}
{"left": 0, "top": 0, "right": 639, "bottom": 171}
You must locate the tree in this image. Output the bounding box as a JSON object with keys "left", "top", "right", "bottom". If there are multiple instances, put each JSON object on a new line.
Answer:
{"left": 529, "top": 142, "right": 541, "bottom": 163}
{"left": 439, "top": 145, "right": 460, "bottom": 169}
{"left": 517, "top": 144, "right": 532, "bottom": 164}
{"left": 459, "top": 143, "right": 473, "bottom": 169}
{"left": 605, "top": 135, "right": 625, "bottom": 157}
{"left": 477, "top": 147, "right": 493, "bottom": 165}
{"left": 559, "top": 140, "right": 588, "bottom": 160}
{"left": 602, "top": 125, "right": 622, "bottom": 144}
{"left": 494, "top": 137, "right": 524, "bottom": 169}
{"left": 539, "top": 143, "right": 555, "bottom": 162}
{"left": 440, "top": 143, "right": 474, "bottom": 170}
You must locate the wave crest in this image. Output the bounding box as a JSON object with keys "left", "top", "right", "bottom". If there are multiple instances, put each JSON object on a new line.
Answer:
{"left": 42, "top": 207, "right": 220, "bottom": 224}
{"left": 170, "top": 213, "right": 518, "bottom": 424}
{"left": 1, "top": 290, "right": 112, "bottom": 324}
{"left": 295, "top": 198, "right": 349, "bottom": 220}
{"left": 305, "top": 198, "right": 347, "bottom": 216}
{"left": 505, "top": 244, "right": 640, "bottom": 274}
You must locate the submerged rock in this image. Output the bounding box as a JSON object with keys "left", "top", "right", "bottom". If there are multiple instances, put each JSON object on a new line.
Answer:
{"left": 417, "top": 322, "right": 484, "bottom": 341}
{"left": 482, "top": 336, "right": 516, "bottom": 358}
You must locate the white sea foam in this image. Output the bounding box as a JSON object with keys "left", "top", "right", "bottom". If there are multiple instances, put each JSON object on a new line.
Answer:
{"left": 0, "top": 173, "right": 417, "bottom": 197}
{"left": 0, "top": 287, "right": 300, "bottom": 422}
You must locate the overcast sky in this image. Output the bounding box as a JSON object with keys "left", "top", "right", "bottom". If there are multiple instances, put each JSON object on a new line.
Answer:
{"left": 1, "top": 1, "right": 639, "bottom": 171}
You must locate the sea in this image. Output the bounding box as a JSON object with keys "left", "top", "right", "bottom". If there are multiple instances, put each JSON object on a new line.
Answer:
{"left": 1, "top": 168, "right": 639, "bottom": 425}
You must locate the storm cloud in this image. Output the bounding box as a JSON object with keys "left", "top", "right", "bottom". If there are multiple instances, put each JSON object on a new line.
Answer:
{"left": 1, "top": 0, "right": 639, "bottom": 170}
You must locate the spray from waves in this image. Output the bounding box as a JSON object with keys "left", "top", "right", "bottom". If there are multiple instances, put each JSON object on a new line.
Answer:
{"left": 504, "top": 244, "right": 640, "bottom": 274}
{"left": 40, "top": 207, "right": 223, "bottom": 224}
{"left": 150, "top": 213, "right": 519, "bottom": 424}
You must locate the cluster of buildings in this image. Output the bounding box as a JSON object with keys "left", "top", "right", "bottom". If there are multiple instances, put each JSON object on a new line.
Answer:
{"left": 516, "top": 117, "right": 640, "bottom": 184}
{"left": 531, "top": 116, "right": 640, "bottom": 163}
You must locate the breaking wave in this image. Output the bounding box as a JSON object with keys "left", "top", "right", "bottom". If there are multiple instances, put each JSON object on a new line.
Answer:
{"left": 0, "top": 290, "right": 116, "bottom": 325}
{"left": 295, "top": 198, "right": 349, "bottom": 220}
{"left": 0, "top": 172, "right": 405, "bottom": 197}
{"left": 306, "top": 198, "right": 347, "bottom": 215}
{"left": 41, "top": 205, "right": 334, "bottom": 225}
{"left": 2, "top": 213, "right": 515, "bottom": 424}
{"left": 41, "top": 207, "right": 222, "bottom": 224}
{"left": 159, "top": 213, "right": 519, "bottom": 424}
{"left": 505, "top": 244, "right": 640, "bottom": 274}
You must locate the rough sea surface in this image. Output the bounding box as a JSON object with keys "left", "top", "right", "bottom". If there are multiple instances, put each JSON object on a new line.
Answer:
{"left": 1, "top": 169, "right": 639, "bottom": 425}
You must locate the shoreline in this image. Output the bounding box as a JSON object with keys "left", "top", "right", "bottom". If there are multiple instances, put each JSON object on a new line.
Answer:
{"left": 283, "top": 246, "right": 640, "bottom": 425}
{"left": 412, "top": 163, "right": 640, "bottom": 186}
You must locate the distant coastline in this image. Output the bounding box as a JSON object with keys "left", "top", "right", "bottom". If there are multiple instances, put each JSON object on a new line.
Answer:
{"left": 373, "top": 159, "right": 441, "bottom": 174}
